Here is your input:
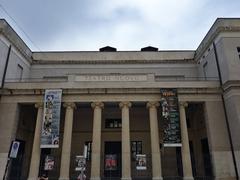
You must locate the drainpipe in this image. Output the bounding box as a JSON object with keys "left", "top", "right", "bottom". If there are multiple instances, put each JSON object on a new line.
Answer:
{"left": 1, "top": 45, "right": 11, "bottom": 180}
{"left": 213, "top": 42, "right": 239, "bottom": 179}
{"left": 0, "top": 45, "right": 11, "bottom": 102}
{"left": 1, "top": 45, "right": 11, "bottom": 89}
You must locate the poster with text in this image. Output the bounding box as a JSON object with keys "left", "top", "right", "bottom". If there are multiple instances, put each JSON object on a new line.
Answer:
{"left": 41, "top": 89, "right": 62, "bottom": 148}
{"left": 44, "top": 155, "right": 55, "bottom": 170}
{"left": 9, "top": 141, "right": 20, "bottom": 158}
{"left": 136, "top": 154, "right": 147, "bottom": 170}
{"left": 160, "top": 89, "right": 182, "bottom": 147}
{"left": 75, "top": 156, "right": 86, "bottom": 171}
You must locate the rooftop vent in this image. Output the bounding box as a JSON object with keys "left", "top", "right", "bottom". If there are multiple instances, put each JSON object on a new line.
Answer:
{"left": 99, "top": 46, "right": 117, "bottom": 52}
{"left": 141, "top": 46, "right": 158, "bottom": 52}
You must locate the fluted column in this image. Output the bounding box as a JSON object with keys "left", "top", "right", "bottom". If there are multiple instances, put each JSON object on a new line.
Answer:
{"left": 119, "top": 102, "right": 132, "bottom": 180}
{"left": 179, "top": 102, "right": 193, "bottom": 180}
{"left": 147, "top": 102, "right": 163, "bottom": 180}
{"left": 59, "top": 102, "right": 76, "bottom": 180}
{"left": 28, "top": 103, "right": 43, "bottom": 180}
{"left": 90, "top": 102, "right": 104, "bottom": 180}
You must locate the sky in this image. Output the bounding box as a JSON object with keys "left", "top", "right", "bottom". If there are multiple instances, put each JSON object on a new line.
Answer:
{"left": 0, "top": 0, "right": 240, "bottom": 51}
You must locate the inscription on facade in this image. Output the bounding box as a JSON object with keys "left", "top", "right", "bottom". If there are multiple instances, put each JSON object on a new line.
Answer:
{"left": 75, "top": 75, "right": 147, "bottom": 82}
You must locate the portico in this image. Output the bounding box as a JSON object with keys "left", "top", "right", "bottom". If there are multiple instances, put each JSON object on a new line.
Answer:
{"left": 23, "top": 94, "right": 194, "bottom": 180}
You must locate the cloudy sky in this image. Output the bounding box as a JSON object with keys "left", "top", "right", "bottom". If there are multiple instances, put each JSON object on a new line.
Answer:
{"left": 0, "top": 0, "right": 240, "bottom": 51}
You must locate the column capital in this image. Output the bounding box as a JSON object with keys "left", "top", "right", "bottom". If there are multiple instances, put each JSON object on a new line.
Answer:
{"left": 119, "top": 101, "right": 132, "bottom": 109}
{"left": 179, "top": 102, "right": 188, "bottom": 108}
{"left": 147, "top": 101, "right": 160, "bottom": 109}
{"left": 63, "top": 102, "right": 76, "bottom": 109}
{"left": 35, "top": 103, "right": 43, "bottom": 109}
{"left": 91, "top": 102, "right": 104, "bottom": 109}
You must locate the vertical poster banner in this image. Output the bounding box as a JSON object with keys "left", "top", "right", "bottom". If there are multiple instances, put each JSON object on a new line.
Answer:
{"left": 41, "top": 89, "right": 62, "bottom": 148}
{"left": 136, "top": 154, "right": 147, "bottom": 170}
{"left": 160, "top": 89, "right": 182, "bottom": 147}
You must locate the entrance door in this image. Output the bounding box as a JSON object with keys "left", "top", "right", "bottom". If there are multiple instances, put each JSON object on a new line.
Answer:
{"left": 104, "top": 141, "right": 121, "bottom": 179}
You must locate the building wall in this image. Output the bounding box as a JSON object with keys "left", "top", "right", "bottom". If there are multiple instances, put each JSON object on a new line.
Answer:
{"left": 224, "top": 89, "right": 240, "bottom": 176}
{"left": 204, "top": 100, "right": 236, "bottom": 179}
{"left": 0, "top": 36, "right": 31, "bottom": 85}
{"left": 29, "top": 63, "right": 198, "bottom": 81}
{"left": 0, "top": 102, "right": 19, "bottom": 179}
{"left": 214, "top": 36, "right": 240, "bottom": 84}
{"left": 197, "top": 44, "right": 219, "bottom": 80}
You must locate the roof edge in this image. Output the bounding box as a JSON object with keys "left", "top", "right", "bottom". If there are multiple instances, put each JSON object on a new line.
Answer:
{"left": 195, "top": 18, "right": 240, "bottom": 61}
{"left": 0, "top": 19, "right": 32, "bottom": 62}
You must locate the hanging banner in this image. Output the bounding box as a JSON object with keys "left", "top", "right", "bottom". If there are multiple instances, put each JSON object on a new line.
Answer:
{"left": 44, "top": 155, "right": 55, "bottom": 170}
{"left": 105, "top": 154, "right": 117, "bottom": 170}
{"left": 41, "top": 89, "right": 62, "bottom": 148}
{"left": 136, "top": 154, "right": 147, "bottom": 170}
{"left": 160, "top": 89, "right": 182, "bottom": 147}
{"left": 75, "top": 156, "right": 86, "bottom": 171}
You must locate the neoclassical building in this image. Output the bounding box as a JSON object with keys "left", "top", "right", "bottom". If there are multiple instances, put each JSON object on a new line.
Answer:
{"left": 0, "top": 18, "right": 240, "bottom": 180}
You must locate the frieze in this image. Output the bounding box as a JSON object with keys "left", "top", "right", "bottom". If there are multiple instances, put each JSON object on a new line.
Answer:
{"left": 75, "top": 75, "right": 148, "bottom": 82}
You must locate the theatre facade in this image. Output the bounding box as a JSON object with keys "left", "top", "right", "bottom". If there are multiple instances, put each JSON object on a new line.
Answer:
{"left": 0, "top": 18, "right": 240, "bottom": 180}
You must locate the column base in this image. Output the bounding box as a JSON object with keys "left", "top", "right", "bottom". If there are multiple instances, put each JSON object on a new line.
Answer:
{"left": 121, "top": 177, "right": 132, "bottom": 180}
{"left": 90, "top": 177, "right": 101, "bottom": 180}
{"left": 59, "top": 178, "right": 70, "bottom": 180}
{"left": 152, "top": 177, "right": 163, "bottom": 180}
{"left": 183, "top": 177, "right": 194, "bottom": 180}
{"left": 215, "top": 178, "right": 236, "bottom": 180}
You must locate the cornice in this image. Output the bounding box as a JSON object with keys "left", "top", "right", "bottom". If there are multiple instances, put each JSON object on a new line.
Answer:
{"left": 222, "top": 80, "right": 240, "bottom": 93}
{"left": 32, "top": 58, "right": 195, "bottom": 65}
{"left": 0, "top": 87, "right": 221, "bottom": 96}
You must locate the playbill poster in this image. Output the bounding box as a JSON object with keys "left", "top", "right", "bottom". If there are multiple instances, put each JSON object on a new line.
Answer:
{"left": 44, "top": 155, "right": 55, "bottom": 170}
{"left": 75, "top": 156, "right": 86, "bottom": 171}
{"left": 160, "top": 89, "right": 182, "bottom": 147}
{"left": 105, "top": 154, "right": 117, "bottom": 170}
{"left": 41, "top": 89, "right": 62, "bottom": 148}
{"left": 136, "top": 154, "right": 147, "bottom": 170}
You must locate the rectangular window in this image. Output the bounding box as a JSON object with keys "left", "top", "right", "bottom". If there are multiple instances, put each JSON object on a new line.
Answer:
{"left": 203, "top": 62, "right": 208, "bottom": 80}
{"left": 237, "top": 47, "right": 240, "bottom": 59}
{"left": 17, "top": 64, "right": 23, "bottom": 81}
{"left": 105, "top": 119, "right": 122, "bottom": 128}
{"left": 85, "top": 141, "right": 92, "bottom": 161}
{"left": 131, "top": 141, "right": 142, "bottom": 160}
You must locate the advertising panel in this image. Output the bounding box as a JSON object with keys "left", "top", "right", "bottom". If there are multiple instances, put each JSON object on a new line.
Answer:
{"left": 160, "top": 89, "right": 182, "bottom": 147}
{"left": 44, "top": 155, "right": 55, "bottom": 171}
{"left": 136, "top": 154, "right": 147, "bottom": 170}
{"left": 105, "top": 154, "right": 117, "bottom": 171}
{"left": 75, "top": 156, "right": 86, "bottom": 171}
{"left": 9, "top": 141, "right": 20, "bottom": 158}
{"left": 41, "top": 89, "right": 62, "bottom": 148}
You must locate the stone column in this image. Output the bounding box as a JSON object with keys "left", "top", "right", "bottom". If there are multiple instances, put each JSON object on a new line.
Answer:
{"left": 28, "top": 103, "right": 43, "bottom": 180}
{"left": 179, "top": 102, "right": 193, "bottom": 180}
{"left": 90, "top": 102, "right": 104, "bottom": 180}
{"left": 59, "top": 102, "right": 76, "bottom": 180}
{"left": 119, "top": 102, "right": 132, "bottom": 180}
{"left": 147, "top": 102, "right": 163, "bottom": 180}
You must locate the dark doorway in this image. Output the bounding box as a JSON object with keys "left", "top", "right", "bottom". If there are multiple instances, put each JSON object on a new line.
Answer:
{"left": 8, "top": 140, "right": 25, "bottom": 180}
{"left": 201, "top": 138, "right": 213, "bottom": 177}
{"left": 104, "top": 141, "right": 121, "bottom": 179}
